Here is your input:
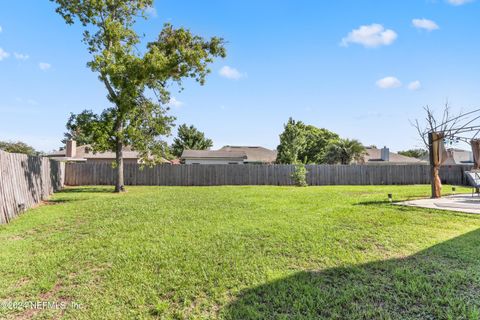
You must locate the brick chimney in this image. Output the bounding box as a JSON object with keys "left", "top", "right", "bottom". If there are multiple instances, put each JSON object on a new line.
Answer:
{"left": 66, "top": 140, "right": 77, "bottom": 158}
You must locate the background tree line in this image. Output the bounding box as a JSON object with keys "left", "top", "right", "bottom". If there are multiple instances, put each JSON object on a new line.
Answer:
{"left": 276, "top": 118, "right": 366, "bottom": 165}
{"left": 0, "top": 141, "right": 41, "bottom": 156}
{"left": 397, "top": 149, "right": 428, "bottom": 159}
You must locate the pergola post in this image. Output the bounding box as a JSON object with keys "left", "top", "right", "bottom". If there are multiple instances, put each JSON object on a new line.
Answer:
{"left": 428, "top": 132, "right": 436, "bottom": 198}
{"left": 429, "top": 132, "right": 443, "bottom": 199}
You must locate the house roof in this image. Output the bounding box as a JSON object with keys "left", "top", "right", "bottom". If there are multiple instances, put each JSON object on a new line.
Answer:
{"left": 47, "top": 145, "right": 140, "bottom": 159}
{"left": 47, "top": 145, "right": 170, "bottom": 163}
{"left": 363, "top": 148, "right": 426, "bottom": 163}
{"left": 181, "top": 150, "right": 247, "bottom": 159}
{"left": 444, "top": 149, "right": 473, "bottom": 165}
{"left": 419, "top": 148, "right": 474, "bottom": 165}
{"left": 219, "top": 146, "right": 277, "bottom": 163}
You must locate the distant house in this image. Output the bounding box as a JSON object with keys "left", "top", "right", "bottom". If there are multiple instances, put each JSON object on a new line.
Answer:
{"left": 360, "top": 146, "right": 426, "bottom": 164}
{"left": 181, "top": 146, "right": 277, "bottom": 165}
{"left": 218, "top": 146, "right": 277, "bottom": 164}
{"left": 47, "top": 140, "right": 170, "bottom": 164}
{"left": 444, "top": 148, "right": 474, "bottom": 165}
{"left": 181, "top": 150, "right": 247, "bottom": 165}
{"left": 417, "top": 148, "right": 474, "bottom": 165}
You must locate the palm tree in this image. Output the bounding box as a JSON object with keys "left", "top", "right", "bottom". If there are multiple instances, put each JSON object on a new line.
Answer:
{"left": 323, "top": 139, "right": 366, "bottom": 164}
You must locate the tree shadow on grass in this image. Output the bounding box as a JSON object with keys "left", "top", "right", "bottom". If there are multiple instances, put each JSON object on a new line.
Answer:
{"left": 222, "top": 228, "right": 480, "bottom": 319}
{"left": 59, "top": 187, "right": 115, "bottom": 194}
{"left": 354, "top": 197, "right": 435, "bottom": 206}
{"left": 42, "top": 199, "right": 77, "bottom": 205}
{"left": 354, "top": 200, "right": 391, "bottom": 206}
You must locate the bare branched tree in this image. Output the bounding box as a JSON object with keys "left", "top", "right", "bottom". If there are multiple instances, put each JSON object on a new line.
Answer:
{"left": 411, "top": 103, "right": 461, "bottom": 148}
{"left": 411, "top": 103, "right": 480, "bottom": 198}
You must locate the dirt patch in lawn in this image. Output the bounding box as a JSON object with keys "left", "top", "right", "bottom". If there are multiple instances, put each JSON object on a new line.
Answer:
{"left": 8, "top": 282, "right": 71, "bottom": 320}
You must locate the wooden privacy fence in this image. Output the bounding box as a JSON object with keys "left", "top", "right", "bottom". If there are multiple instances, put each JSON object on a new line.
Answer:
{"left": 64, "top": 163, "right": 473, "bottom": 187}
{"left": 0, "top": 150, "right": 64, "bottom": 224}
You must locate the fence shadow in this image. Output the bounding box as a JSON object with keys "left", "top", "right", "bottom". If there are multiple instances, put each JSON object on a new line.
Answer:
{"left": 222, "top": 228, "right": 480, "bottom": 319}
{"left": 22, "top": 155, "right": 43, "bottom": 203}
{"left": 1, "top": 151, "right": 63, "bottom": 224}
{"left": 49, "top": 159, "right": 63, "bottom": 192}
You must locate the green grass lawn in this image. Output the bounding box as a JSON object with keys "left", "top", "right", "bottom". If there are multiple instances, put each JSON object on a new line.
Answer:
{"left": 1, "top": 185, "right": 480, "bottom": 319}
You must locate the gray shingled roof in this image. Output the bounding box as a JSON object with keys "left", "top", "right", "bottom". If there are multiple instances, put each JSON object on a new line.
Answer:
{"left": 219, "top": 146, "right": 277, "bottom": 163}
{"left": 46, "top": 145, "right": 170, "bottom": 162}
{"left": 444, "top": 148, "right": 474, "bottom": 165}
{"left": 363, "top": 148, "right": 426, "bottom": 163}
{"left": 181, "top": 150, "right": 247, "bottom": 159}
{"left": 46, "top": 145, "right": 139, "bottom": 159}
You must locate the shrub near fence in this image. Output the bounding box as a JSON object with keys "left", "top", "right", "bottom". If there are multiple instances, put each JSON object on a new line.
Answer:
{"left": 64, "top": 162, "right": 473, "bottom": 187}
{"left": 0, "top": 150, "right": 64, "bottom": 224}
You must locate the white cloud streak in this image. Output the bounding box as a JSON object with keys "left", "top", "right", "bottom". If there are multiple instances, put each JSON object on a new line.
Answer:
{"left": 145, "top": 6, "right": 157, "bottom": 17}
{"left": 447, "top": 0, "right": 473, "bottom": 5}
{"left": 341, "top": 24, "right": 397, "bottom": 48}
{"left": 0, "top": 48, "right": 9, "bottom": 61}
{"left": 14, "top": 52, "right": 29, "bottom": 60}
{"left": 376, "top": 76, "right": 402, "bottom": 89}
{"left": 168, "top": 97, "right": 183, "bottom": 108}
{"left": 408, "top": 80, "right": 422, "bottom": 91}
{"left": 219, "top": 66, "right": 246, "bottom": 80}
{"left": 412, "top": 19, "right": 439, "bottom": 31}
{"left": 39, "top": 62, "right": 51, "bottom": 71}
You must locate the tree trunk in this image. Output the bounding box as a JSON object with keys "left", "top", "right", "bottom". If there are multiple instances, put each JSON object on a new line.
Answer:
{"left": 428, "top": 132, "right": 442, "bottom": 198}
{"left": 114, "top": 119, "right": 126, "bottom": 193}
{"left": 432, "top": 165, "right": 442, "bottom": 198}
{"left": 115, "top": 138, "right": 125, "bottom": 192}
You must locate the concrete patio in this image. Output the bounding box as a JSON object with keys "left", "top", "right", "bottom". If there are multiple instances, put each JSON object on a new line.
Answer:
{"left": 397, "top": 194, "right": 480, "bottom": 214}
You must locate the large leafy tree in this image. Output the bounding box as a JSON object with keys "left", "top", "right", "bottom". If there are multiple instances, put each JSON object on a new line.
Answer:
{"left": 300, "top": 125, "right": 339, "bottom": 164}
{"left": 323, "top": 139, "right": 366, "bottom": 165}
{"left": 62, "top": 110, "right": 103, "bottom": 146}
{"left": 276, "top": 118, "right": 307, "bottom": 164}
{"left": 171, "top": 124, "right": 213, "bottom": 158}
{"left": 52, "top": 0, "right": 226, "bottom": 192}
{"left": 276, "top": 118, "right": 339, "bottom": 164}
{"left": 0, "top": 141, "right": 39, "bottom": 156}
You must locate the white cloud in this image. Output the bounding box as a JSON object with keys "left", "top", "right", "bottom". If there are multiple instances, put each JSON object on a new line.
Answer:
{"left": 447, "top": 0, "right": 473, "bottom": 5}
{"left": 376, "top": 76, "right": 402, "bottom": 89}
{"left": 341, "top": 24, "right": 397, "bottom": 48}
{"left": 15, "top": 97, "right": 38, "bottom": 105}
{"left": 354, "top": 111, "right": 384, "bottom": 120}
{"left": 14, "top": 52, "right": 29, "bottom": 60}
{"left": 145, "top": 6, "right": 157, "bottom": 17}
{"left": 0, "top": 48, "right": 9, "bottom": 61}
{"left": 219, "top": 66, "right": 246, "bottom": 80}
{"left": 412, "top": 19, "right": 439, "bottom": 31}
{"left": 168, "top": 97, "right": 183, "bottom": 108}
{"left": 0, "top": 26, "right": 2, "bottom": 33}
{"left": 26, "top": 99, "right": 38, "bottom": 105}
{"left": 408, "top": 80, "right": 422, "bottom": 91}
{"left": 38, "top": 62, "right": 51, "bottom": 71}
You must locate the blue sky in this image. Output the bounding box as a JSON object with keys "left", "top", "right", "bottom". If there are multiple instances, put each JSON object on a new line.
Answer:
{"left": 1, "top": 0, "right": 480, "bottom": 152}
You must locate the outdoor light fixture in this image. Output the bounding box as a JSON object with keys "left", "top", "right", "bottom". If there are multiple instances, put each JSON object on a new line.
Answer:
{"left": 388, "top": 193, "right": 393, "bottom": 203}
